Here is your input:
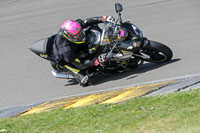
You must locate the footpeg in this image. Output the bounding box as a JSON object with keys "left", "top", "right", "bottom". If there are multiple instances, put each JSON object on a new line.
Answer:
{"left": 51, "top": 70, "right": 74, "bottom": 79}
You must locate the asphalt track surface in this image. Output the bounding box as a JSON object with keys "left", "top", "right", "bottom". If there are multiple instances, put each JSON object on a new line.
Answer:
{"left": 0, "top": 0, "right": 200, "bottom": 109}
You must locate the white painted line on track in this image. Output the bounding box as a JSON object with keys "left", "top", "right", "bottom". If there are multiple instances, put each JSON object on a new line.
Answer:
{"left": 1, "top": 73, "right": 200, "bottom": 113}
{"left": 42, "top": 72, "right": 200, "bottom": 103}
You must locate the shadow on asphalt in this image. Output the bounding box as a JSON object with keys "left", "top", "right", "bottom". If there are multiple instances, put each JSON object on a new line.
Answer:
{"left": 65, "top": 58, "right": 181, "bottom": 87}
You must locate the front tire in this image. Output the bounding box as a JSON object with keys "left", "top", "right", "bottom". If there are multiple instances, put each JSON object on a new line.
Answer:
{"left": 141, "top": 41, "right": 173, "bottom": 63}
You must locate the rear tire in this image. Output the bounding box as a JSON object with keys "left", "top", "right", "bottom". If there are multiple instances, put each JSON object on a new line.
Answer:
{"left": 141, "top": 41, "right": 173, "bottom": 63}
{"left": 50, "top": 61, "right": 62, "bottom": 71}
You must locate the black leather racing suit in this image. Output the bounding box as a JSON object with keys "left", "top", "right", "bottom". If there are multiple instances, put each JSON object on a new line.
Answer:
{"left": 52, "top": 17, "right": 104, "bottom": 80}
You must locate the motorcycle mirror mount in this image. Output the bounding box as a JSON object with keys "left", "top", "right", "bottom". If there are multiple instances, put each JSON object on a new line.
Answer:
{"left": 115, "top": 3, "right": 123, "bottom": 25}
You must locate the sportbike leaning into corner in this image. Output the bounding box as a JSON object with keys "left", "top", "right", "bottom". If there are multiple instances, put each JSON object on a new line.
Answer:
{"left": 29, "top": 3, "right": 173, "bottom": 87}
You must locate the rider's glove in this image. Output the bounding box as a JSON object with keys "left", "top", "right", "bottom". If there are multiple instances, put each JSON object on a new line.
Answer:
{"left": 101, "top": 16, "right": 115, "bottom": 23}
{"left": 93, "top": 54, "right": 106, "bottom": 66}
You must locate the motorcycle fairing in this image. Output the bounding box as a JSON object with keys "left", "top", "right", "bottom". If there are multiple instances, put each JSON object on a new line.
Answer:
{"left": 117, "top": 40, "right": 135, "bottom": 51}
{"left": 29, "top": 38, "right": 48, "bottom": 54}
{"left": 29, "top": 37, "right": 54, "bottom": 61}
{"left": 122, "top": 21, "right": 143, "bottom": 39}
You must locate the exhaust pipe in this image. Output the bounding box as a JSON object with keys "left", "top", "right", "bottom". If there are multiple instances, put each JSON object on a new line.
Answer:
{"left": 51, "top": 70, "right": 74, "bottom": 79}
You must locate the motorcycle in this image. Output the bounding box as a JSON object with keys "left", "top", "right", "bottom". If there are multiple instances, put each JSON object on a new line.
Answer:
{"left": 29, "top": 3, "right": 173, "bottom": 85}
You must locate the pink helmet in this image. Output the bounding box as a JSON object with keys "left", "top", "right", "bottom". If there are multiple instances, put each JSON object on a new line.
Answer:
{"left": 61, "top": 20, "right": 85, "bottom": 44}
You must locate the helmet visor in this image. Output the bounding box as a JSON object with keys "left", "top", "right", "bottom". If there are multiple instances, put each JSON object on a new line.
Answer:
{"left": 64, "top": 30, "right": 86, "bottom": 44}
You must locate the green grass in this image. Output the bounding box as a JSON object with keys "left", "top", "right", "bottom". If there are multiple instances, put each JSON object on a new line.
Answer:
{"left": 0, "top": 89, "right": 200, "bottom": 133}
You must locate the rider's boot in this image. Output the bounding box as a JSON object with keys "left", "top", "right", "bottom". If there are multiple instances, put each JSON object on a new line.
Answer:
{"left": 64, "top": 65, "right": 89, "bottom": 87}
{"left": 74, "top": 71, "right": 89, "bottom": 87}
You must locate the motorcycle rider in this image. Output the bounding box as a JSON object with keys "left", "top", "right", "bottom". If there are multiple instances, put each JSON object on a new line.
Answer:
{"left": 52, "top": 16, "right": 115, "bottom": 87}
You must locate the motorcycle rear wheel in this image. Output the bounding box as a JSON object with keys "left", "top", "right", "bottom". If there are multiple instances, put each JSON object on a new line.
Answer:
{"left": 50, "top": 61, "right": 63, "bottom": 71}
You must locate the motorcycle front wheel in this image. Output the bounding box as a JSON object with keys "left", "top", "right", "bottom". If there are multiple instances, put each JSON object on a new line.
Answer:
{"left": 140, "top": 40, "right": 173, "bottom": 63}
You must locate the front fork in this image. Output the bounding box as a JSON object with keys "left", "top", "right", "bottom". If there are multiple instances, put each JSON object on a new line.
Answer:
{"left": 142, "top": 37, "right": 150, "bottom": 48}
{"left": 132, "top": 37, "right": 151, "bottom": 60}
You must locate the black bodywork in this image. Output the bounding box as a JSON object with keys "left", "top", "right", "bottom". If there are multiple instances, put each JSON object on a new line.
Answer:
{"left": 122, "top": 22, "right": 141, "bottom": 40}
{"left": 29, "top": 35, "right": 56, "bottom": 62}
